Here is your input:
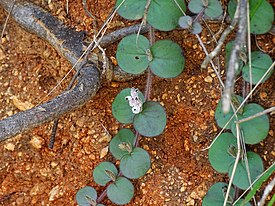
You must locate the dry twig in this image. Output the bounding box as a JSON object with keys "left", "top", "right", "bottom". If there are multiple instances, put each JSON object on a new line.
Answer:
{"left": 201, "top": 5, "right": 240, "bottom": 69}
{"left": 222, "top": 0, "right": 247, "bottom": 113}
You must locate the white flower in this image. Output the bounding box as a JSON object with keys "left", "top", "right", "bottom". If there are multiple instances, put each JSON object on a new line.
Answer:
{"left": 125, "top": 88, "right": 143, "bottom": 114}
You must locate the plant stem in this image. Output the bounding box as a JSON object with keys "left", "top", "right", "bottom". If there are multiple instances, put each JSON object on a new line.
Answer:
{"left": 236, "top": 106, "right": 275, "bottom": 124}
{"left": 201, "top": 6, "right": 239, "bottom": 68}
{"left": 144, "top": 26, "right": 155, "bottom": 100}
{"left": 223, "top": 123, "right": 241, "bottom": 206}
{"left": 96, "top": 188, "right": 107, "bottom": 204}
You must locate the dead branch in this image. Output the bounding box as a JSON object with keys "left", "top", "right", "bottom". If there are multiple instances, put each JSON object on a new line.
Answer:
{"left": 0, "top": 63, "right": 100, "bottom": 141}
{"left": 201, "top": 7, "right": 239, "bottom": 69}
{"left": 222, "top": 0, "right": 247, "bottom": 113}
{"left": 0, "top": 0, "right": 148, "bottom": 141}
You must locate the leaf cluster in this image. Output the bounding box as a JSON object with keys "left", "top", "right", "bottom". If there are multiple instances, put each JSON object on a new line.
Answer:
{"left": 203, "top": 0, "right": 274, "bottom": 205}
{"left": 76, "top": 0, "right": 189, "bottom": 205}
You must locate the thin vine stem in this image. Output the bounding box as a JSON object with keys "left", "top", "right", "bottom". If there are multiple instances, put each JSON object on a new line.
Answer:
{"left": 96, "top": 20, "right": 156, "bottom": 206}
{"left": 144, "top": 25, "right": 155, "bottom": 100}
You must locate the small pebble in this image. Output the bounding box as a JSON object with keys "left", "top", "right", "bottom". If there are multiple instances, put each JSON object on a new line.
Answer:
{"left": 12, "top": 96, "right": 34, "bottom": 111}
{"left": 260, "top": 92, "right": 268, "bottom": 100}
{"left": 180, "top": 186, "right": 186, "bottom": 192}
{"left": 98, "top": 133, "right": 111, "bottom": 143}
{"left": 29, "top": 136, "right": 43, "bottom": 149}
{"left": 4, "top": 142, "right": 15, "bottom": 151}
{"left": 100, "top": 146, "right": 109, "bottom": 159}
{"left": 0, "top": 48, "right": 6, "bottom": 60}
{"left": 49, "top": 185, "right": 60, "bottom": 201}
{"left": 204, "top": 76, "right": 213, "bottom": 83}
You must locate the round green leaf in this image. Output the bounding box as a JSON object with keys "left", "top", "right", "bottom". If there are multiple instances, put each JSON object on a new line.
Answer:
{"left": 228, "top": 0, "right": 274, "bottom": 34}
{"left": 188, "top": 0, "right": 223, "bottom": 18}
{"left": 228, "top": 151, "right": 264, "bottom": 190}
{"left": 116, "top": 34, "right": 150, "bottom": 74}
{"left": 112, "top": 88, "right": 145, "bottom": 124}
{"left": 231, "top": 103, "right": 269, "bottom": 144}
{"left": 150, "top": 40, "right": 185, "bottom": 78}
{"left": 249, "top": 0, "right": 274, "bottom": 34}
{"left": 115, "top": 0, "right": 146, "bottom": 20}
{"left": 178, "top": 16, "right": 202, "bottom": 34}
{"left": 204, "top": 0, "right": 223, "bottom": 18}
{"left": 208, "top": 133, "right": 237, "bottom": 173}
{"left": 215, "top": 95, "right": 243, "bottom": 129}
{"left": 76, "top": 186, "right": 97, "bottom": 206}
{"left": 110, "top": 128, "right": 136, "bottom": 160}
{"left": 93, "top": 162, "right": 118, "bottom": 186}
{"left": 134, "top": 101, "right": 166, "bottom": 137}
{"left": 178, "top": 16, "right": 193, "bottom": 29}
{"left": 202, "top": 182, "right": 235, "bottom": 206}
{"left": 147, "top": 0, "right": 186, "bottom": 31}
{"left": 188, "top": 0, "right": 205, "bottom": 14}
{"left": 120, "top": 147, "right": 151, "bottom": 179}
{"left": 191, "top": 22, "right": 202, "bottom": 34}
{"left": 107, "top": 177, "right": 134, "bottom": 205}
{"left": 242, "top": 51, "right": 274, "bottom": 85}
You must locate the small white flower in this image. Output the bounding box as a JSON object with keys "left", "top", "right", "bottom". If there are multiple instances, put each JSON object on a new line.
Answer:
{"left": 125, "top": 88, "right": 143, "bottom": 114}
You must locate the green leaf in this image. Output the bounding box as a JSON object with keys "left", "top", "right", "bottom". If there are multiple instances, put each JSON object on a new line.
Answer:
{"left": 134, "top": 101, "right": 166, "bottom": 137}
{"left": 241, "top": 163, "right": 275, "bottom": 205}
{"left": 228, "top": 0, "right": 274, "bottom": 34}
{"left": 112, "top": 88, "right": 145, "bottom": 124}
{"left": 231, "top": 103, "right": 269, "bottom": 144}
{"left": 116, "top": 35, "right": 185, "bottom": 78}
{"left": 120, "top": 147, "right": 151, "bottom": 179}
{"left": 147, "top": 0, "right": 186, "bottom": 31}
{"left": 116, "top": 34, "right": 150, "bottom": 74}
{"left": 115, "top": 0, "right": 146, "bottom": 20}
{"left": 228, "top": 151, "right": 264, "bottom": 190}
{"left": 268, "top": 194, "right": 275, "bottom": 206}
{"left": 188, "top": 0, "right": 223, "bottom": 18}
{"left": 202, "top": 182, "right": 251, "bottom": 206}
{"left": 202, "top": 182, "right": 235, "bottom": 206}
{"left": 225, "top": 41, "right": 244, "bottom": 76}
{"left": 110, "top": 128, "right": 136, "bottom": 160}
{"left": 178, "top": 16, "right": 202, "bottom": 34}
{"left": 215, "top": 95, "right": 243, "bottom": 129}
{"left": 208, "top": 133, "right": 237, "bottom": 173}
{"left": 150, "top": 40, "right": 185, "bottom": 78}
{"left": 107, "top": 177, "right": 134, "bottom": 205}
{"left": 116, "top": 0, "right": 186, "bottom": 31}
{"left": 242, "top": 51, "right": 274, "bottom": 85}
{"left": 191, "top": 22, "right": 203, "bottom": 34}
{"left": 228, "top": 0, "right": 237, "bottom": 20}
{"left": 76, "top": 186, "right": 97, "bottom": 206}
{"left": 178, "top": 16, "right": 193, "bottom": 29}
{"left": 93, "top": 162, "right": 118, "bottom": 186}
{"left": 250, "top": 0, "right": 274, "bottom": 34}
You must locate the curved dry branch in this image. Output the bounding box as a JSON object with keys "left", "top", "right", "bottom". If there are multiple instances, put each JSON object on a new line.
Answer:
{"left": 0, "top": 0, "right": 84, "bottom": 65}
{"left": 0, "top": 0, "right": 147, "bottom": 141}
{"left": 0, "top": 63, "right": 100, "bottom": 141}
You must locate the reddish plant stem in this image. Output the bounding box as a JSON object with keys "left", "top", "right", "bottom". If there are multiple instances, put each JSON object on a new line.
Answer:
{"left": 144, "top": 26, "right": 155, "bottom": 101}
{"left": 96, "top": 188, "right": 107, "bottom": 204}
{"left": 96, "top": 25, "right": 156, "bottom": 205}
